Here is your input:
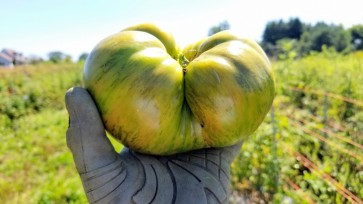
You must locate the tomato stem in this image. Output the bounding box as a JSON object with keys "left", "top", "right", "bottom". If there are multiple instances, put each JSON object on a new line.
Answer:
{"left": 178, "top": 53, "right": 189, "bottom": 69}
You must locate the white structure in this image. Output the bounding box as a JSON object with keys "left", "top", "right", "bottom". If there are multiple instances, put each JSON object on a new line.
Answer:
{"left": 0, "top": 48, "right": 28, "bottom": 68}
{"left": 0, "top": 52, "right": 14, "bottom": 67}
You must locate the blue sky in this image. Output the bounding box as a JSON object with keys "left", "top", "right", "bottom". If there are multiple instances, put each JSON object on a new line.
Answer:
{"left": 1, "top": 0, "right": 362, "bottom": 60}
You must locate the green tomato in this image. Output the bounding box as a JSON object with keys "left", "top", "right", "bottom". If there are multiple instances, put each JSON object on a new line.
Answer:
{"left": 83, "top": 23, "right": 275, "bottom": 155}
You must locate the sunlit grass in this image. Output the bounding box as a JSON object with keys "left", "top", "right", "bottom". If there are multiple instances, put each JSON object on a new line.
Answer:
{"left": 0, "top": 109, "right": 86, "bottom": 203}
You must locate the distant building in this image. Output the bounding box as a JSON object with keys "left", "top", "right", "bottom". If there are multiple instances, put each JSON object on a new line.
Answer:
{"left": 0, "top": 52, "right": 14, "bottom": 67}
{"left": 0, "top": 48, "right": 28, "bottom": 68}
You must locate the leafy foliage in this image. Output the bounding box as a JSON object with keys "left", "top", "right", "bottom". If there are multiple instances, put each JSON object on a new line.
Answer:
{"left": 0, "top": 63, "right": 82, "bottom": 120}
{"left": 0, "top": 63, "right": 123, "bottom": 203}
{"left": 231, "top": 50, "right": 363, "bottom": 203}
{"left": 300, "top": 22, "right": 352, "bottom": 54}
{"left": 0, "top": 110, "right": 87, "bottom": 203}
{"left": 0, "top": 64, "right": 84, "bottom": 203}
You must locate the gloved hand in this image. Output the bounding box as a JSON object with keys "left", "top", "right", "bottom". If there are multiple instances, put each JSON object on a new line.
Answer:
{"left": 65, "top": 87, "right": 242, "bottom": 204}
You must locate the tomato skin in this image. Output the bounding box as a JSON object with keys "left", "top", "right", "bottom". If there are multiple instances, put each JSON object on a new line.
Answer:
{"left": 83, "top": 23, "right": 275, "bottom": 155}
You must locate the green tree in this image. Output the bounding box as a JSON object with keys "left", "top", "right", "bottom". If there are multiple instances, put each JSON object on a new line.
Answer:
{"left": 48, "top": 51, "right": 65, "bottom": 63}
{"left": 262, "top": 18, "right": 303, "bottom": 56}
{"left": 208, "top": 21, "right": 230, "bottom": 36}
{"left": 299, "top": 22, "right": 352, "bottom": 54}
{"left": 78, "top": 53, "right": 89, "bottom": 62}
{"left": 64, "top": 55, "right": 73, "bottom": 63}
{"left": 287, "top": 18, "right": 304, "bottom": 40}
{"left": 349, "top": 25, "right": 363, "bottom": 50}
{"left": 262, "top": 17, "right": 303, "bottom": 45}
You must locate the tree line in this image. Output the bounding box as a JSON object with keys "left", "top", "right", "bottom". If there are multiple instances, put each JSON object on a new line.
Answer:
{"left": 261, "top": 18, "right": 363, "bottom": 59}
{"left": 208, "top": 19, "right": 363, "bottom": 59}
{"left": 47, "top": 51, "right": 88, "bottom": 64}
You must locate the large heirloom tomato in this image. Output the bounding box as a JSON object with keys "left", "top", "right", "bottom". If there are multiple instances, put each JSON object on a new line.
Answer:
{"left": 83, "top": 23, "right": 275, "bottom": 155}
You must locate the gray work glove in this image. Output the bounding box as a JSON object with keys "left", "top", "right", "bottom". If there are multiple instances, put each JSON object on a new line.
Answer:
{"left": 65, "top": 87, "right": 242, "bottom": 204}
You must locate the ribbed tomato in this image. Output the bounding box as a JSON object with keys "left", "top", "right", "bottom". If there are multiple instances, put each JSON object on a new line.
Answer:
{"left": 83, "top": 23, "right": 275, "bottom": 155}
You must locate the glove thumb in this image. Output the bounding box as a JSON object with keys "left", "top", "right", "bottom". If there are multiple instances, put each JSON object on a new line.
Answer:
{"left": 65, "top": 87, "right": 118, "bottom": 173}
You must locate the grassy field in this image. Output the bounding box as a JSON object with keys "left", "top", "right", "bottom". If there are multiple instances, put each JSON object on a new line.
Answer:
{"left": 0, "top": 109, "right": 86, "bottom": 203}
{"left": 1, "top": 50, "right": 362, "bottom": 203}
